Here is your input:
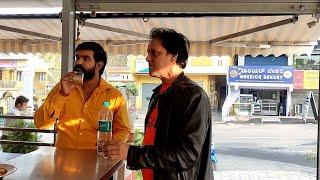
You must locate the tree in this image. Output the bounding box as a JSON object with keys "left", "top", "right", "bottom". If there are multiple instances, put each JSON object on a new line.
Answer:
{"left": 38, "top": 53, "right": 61, "bottom": 84}
{"left": 2, "top": 120, "right": 39, "bottom": 153}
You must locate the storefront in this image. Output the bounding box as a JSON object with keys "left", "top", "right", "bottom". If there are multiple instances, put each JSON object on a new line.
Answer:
{"left": 292, "top": 70, "right": 319, "bottom": 117}
{"left": 224, "top": 65, "right": 294, "bottom": 118}
{"left": 291, "top": 55, "right": 319, "bottom": 118}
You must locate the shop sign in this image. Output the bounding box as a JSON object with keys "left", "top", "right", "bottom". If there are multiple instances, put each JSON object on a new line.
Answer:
{"left": 293, "top": 70, "right": 319, "bottom": 90}
{"left": 0, "top": 60, "right": 16, "bottom": 68}
{"left": 293, "top": 70, "right": 304, "bottom": 90}
{"left": 107, "top": 73, "right": 133, "bottom": 82}
{"left": 228, "top": 66, "right": 294, "bottom": 84}
{"left": 190, "top": 56, "right": 213, "bottom": 66}
{"left": 303, "top": 70, "right": 319, "bottom": 89}
{"left": 135, "top": 56, "right": 149, "bottom": 73}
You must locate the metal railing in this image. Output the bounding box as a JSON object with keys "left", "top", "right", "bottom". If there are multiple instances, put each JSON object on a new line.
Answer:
{"left": 0, "top": 115, "right": 56, "bottom": 146}
{"left": 0, "top": 80, "right": 17, "bottom": 88}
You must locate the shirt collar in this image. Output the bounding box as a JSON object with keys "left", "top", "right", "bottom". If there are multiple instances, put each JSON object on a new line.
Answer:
{"left": 97, "top": 78, "right": 113, "bottom": 91}
{"left": 152, "top": 72, "right": 185, "bottom": 94}
{"left": 74, "top": 78, "right": 113, "bottom": 93}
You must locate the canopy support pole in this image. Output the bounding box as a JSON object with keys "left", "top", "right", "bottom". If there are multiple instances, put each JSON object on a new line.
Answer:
{"left": 61, "top": 0, "right": 76, "bottom": 76}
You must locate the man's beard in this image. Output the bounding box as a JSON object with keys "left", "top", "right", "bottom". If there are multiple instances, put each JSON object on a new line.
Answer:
{"left": 73, "top": 64, "right": 96, "bottom": 81}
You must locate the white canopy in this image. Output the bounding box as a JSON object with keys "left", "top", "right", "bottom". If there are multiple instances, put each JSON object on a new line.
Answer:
{"left": 0, "top": 0, "right": 319, "bottom": 57}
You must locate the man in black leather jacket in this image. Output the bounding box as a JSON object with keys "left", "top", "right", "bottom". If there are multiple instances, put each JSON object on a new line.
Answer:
{"left": 105, "top": 27, "right": 213, "bottom": 180}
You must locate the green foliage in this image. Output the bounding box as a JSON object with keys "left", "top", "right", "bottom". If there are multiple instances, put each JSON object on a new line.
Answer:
{"left": 126, "top": 83, "right": 138, "bottom": 96}
{"left": 39, "top": 53, "right": 61, "bottom": 83}
{"left": 2, "top": 120, "right": 39, "bottom": 154}
{"left": 134, "top": 129, "right": 144, "bottom": 146}
{"left": 134, "top": 129, "right": 144, "bottom": 180}
{"left": 306, "top": 151, "right": 317, "bottom": 163}
{"left": 135, "top": 170, "right": 142, "bottom": 180}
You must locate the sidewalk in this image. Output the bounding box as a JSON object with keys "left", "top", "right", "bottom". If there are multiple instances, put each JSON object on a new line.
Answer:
{"left": 214, "top": 171, "right": 316, "bottom": 180}
{"left": 221, "top": 115, "right": 317, "bottom": 124}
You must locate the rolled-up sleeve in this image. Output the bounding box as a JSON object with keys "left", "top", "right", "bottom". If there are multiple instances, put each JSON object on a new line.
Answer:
{"left": 34, "top": 84, "right": 66, "bottom": 129}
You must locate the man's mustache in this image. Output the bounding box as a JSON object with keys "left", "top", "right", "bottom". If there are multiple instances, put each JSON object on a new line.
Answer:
{"left": 73, "top": 65, "right": 84, "bottom": 72}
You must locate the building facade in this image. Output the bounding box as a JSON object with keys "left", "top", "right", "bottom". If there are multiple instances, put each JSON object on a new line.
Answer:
{"left": 0, "top": 54, "right": 49, "bottom": 114}
{"left": 223, "top": 54, "right": 319, "bottom": 121}
{"left": 223, "top": 55, "right": 294, "bottom": 120}
{"left": 291, "top": 55, "right": 319, "bottom": 118}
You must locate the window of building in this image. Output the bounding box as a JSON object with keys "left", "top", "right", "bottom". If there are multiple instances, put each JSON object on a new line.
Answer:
{"left": 39, "top": 73, "right": 46, "bottom": 82}
{"left": 9, "top": 70, "right": 15, "bottom": 80}
{"left": 294, "top": 104, "right": 303, "bottom": 114}
{"left": 294, "top": 55, "right": 320, "bottom": 70}
{"left": 17, "top": 71, "right": 22, "bottom": 81}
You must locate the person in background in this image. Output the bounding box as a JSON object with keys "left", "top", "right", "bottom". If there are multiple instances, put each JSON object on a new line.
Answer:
{"left": 7, "top": 95, "right": 29, "bottom": 116}
{"left": 34, "top": 42, "right": 131, "bottom": 149}
{"left": 2, "top": 95, "right": 29, "bottom": 139}
{"left": 104, "top": 28, "right": 213, "bottom": 179}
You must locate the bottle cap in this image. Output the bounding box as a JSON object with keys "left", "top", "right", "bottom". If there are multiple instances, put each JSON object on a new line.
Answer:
{"left": 103, "top": 101, "right": 110, "bottom": 107}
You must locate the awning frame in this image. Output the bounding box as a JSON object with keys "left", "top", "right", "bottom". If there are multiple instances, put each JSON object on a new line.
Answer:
{"left": 76, "top": 0, "right": 320, "bottom": 15}
{"left": 210, "top": 16, "right": 298, "bottom": 44}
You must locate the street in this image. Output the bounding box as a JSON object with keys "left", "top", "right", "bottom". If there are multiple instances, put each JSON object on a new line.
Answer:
{"left": 213, "top": 123, "right": 317, "bottom": 179}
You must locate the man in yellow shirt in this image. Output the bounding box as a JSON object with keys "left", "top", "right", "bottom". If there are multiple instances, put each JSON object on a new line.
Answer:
{"left": 34, "top": 42, "right": 131, "bottom": 149}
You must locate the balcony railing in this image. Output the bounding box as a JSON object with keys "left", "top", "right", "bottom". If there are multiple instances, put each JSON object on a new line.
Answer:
{"left": 34, "top": 89, "right": 46, "bottom": 95}
{"left": 0, "top": 115, "right": 129, "bottom": 179}
{"left": 0, "top": 115, "right": 56, "bottom": 146}
{"left": 0, "top": 80, "right": 18, "bottom": 88}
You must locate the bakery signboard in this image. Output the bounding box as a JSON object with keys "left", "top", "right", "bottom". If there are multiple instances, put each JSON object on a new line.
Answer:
{"left": 228, "top": 66, "right": 294, "bottom": 84}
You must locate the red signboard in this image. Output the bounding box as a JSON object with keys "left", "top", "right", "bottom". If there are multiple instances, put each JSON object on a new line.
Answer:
{"left": 293, "top": 70, "right": 304, "bottom": 90}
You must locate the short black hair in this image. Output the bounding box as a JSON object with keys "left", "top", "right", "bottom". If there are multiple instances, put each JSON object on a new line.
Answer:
{"left": 76, "top": 42, "right": 107, "bottom": 76}
{"left": 150, "top": 28, "right": 190, "bottom": 69}
{"left": 15, "top": 95, "right": 29, "bottom": 107}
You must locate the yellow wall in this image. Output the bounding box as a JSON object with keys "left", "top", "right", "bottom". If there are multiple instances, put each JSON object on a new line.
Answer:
{"left": 34, "top": 72, "right": 48, "bottom": 100}
{"left": 133, "top": 74, "right": 210, "bottom": 109}
{"left": 187, "top": 74, "right": 210, "bottom": 94}
{"left": 2, "top": 70, "right": 14, "bottom": 80}
{"left": 134, "top": 75, "right": 161, "bottom": 109}
{"left": 303, "top": 70, "right": 319, "bottom": 89}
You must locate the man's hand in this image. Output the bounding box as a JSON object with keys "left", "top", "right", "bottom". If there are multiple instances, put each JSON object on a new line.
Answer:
{"left": 60, "top": 72, "right": 77, "bottom": 96}
{"left": 104, "top": 142, "right": 130, "bottom": 160}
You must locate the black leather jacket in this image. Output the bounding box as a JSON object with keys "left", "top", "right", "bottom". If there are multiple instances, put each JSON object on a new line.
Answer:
{"left": 127, "top": 73, "right": 213, "bottom": 180}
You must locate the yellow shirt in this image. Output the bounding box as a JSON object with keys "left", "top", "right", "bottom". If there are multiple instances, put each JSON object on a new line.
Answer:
{"left": 34, "top": 78, "right": 131, "bottom": 149}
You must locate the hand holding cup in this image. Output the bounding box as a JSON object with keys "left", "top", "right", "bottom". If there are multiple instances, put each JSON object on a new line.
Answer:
{"left": 60, "top": 69, "right": 83, "bottom": 96}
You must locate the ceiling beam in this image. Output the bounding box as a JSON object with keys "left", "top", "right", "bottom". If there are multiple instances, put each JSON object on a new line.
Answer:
{"left": 0, "top": 14, "right": 60, "bottom": 19}
{"left": 209, "top": 16, "right": 298, "bottom": 44}
{"left": 21, "top": 39, "right": 58, "bottom": 45}
{"left": 0, "top": 24, "right": 61, "bottom": 41}
{"left": 79, "top": 20, "right": 149, "bottom": 39}
{"left": 76, "top": 0, "right": 320, "bottom": 14}
{"left": 105, "top": 40, "right": 149, "bottom": 45}
{"left": 212, "top": 41, "right": 317, "bottom": 49}
{"left": 213, "top": 41, "right": 318, "bottom": 46}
